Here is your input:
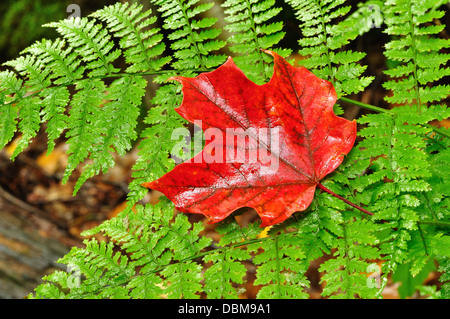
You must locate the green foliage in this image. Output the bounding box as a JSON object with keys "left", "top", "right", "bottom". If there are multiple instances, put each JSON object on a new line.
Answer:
{"left": 0, "top": 3, "right": 170, "bottom": 193}
{"left": 319, "top": 216, "right": 381, "bottom": 299}
{"left": 0, "top": 0, "right": 448, "bottom": 299}
{"left": 349, "top": 0, "right": 450, "bottom": 291}
{"left": 155, "top": 0, "right": 226, "bottom": 70}
{"left": 91, "top": 2, "right": 171, "bottom": 73}
{"left": 285, "top": 0, "right": 374, "bottom": 98}
{"left": 127, "top": 0, "right": 226, "bottom": 204}
{"left": 203, "top": 220, "right": 255, "bottom": 298}
{"left": 382, "top": 0, "right": 450, "bottom": 112}
{"left": 222, "top": 0, "right": 291, "bottom": 83}
{"left": 248, "top": 232, "right": 309, "bottom": 298}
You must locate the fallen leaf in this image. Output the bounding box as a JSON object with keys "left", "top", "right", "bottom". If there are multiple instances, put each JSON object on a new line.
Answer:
{"left": 143, "top": 51, "right": 356, "bottom": 226}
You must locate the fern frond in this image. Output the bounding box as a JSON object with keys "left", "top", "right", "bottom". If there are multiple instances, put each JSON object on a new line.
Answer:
{"left": 3, "top": 54, "right": 55, "bottom": 157}
{"left": 249, "top": 233, "right": 309, "bottom": 299}
{"left": 319, "top": 216, "right": 381, "bottom": 298}
{"left": 29, "top": 200, "right": 210, "bottom": 298}
{"left": 45, "top": 17, "right": 121, "bottom": 77}
{"left": 0, "top": 3, "right": 171, "bottom": 192}
{"left": 128, "top": 0, "right": 226, "bottom": 204}
{"left": 0, "top": 70, "right": 21, "bottom": 150}
{"left": 203, "top": 248, "right": 249, "bottom": 299}
{"left": 222, "top": 0, "right": 291, "bottom": 83}
{"left": 286, "top": 0, "right": 373, "bottom": 98}
{"left": 4, "top": 55, "right": 51, "bottom": 92}
{"left": 383, "top": 0, "right": 450, "bottom": 115}
{"left": 346, "top": 1, "right": 384, "bottom": 35}
{"left": 72, "top": 75, "right": 147, "bottom": 193}
{"left": 127, "top": 85, "right": 185, "bottom": 203}
{"left": 23, "top": 38, "right": 84, "bottom": 85}
{"left": 51, "top": 241, "right": 129, "bottom": 299}
{"left": 423, "top": 134, "right": 450, "bottom": 221}
{"left": 153, "top": 0, "right": 226, "bottom": 70}
{"left": 0, "top": 77, "right": 41, "bottom": 158}
{"left": 347, "top": 0, "right": 450, "bottom": 283}
{"left": 62, "top": 78, "right": 105, "bottom": 185}
{"left": 161, "top": 261, "right": 203, "bottom": 299}
{"left": 4, "top": 54, "right": 71, "bottom": 154}
{"left": 30, "top": 272, "right": 69, "bottom": 299}
{"left": 437, "top": 257, "right": 450, "bottom": 299}
{"left": 91, "top": 2, "right": 171, "bottom": 73}
{"left": 40, "top": 87, "right": 69, "bottom": 153}
{"left": 356, "top": 112, "right": 435, "bottom": 275}
{"left": 203, "top": 218, "right": 257, "bottom": 299}
{"left": 11, "top": 48, "right": 73, "bottom": 152}
{"left": 85, "top": 204, "right": 172, "bottom": 273}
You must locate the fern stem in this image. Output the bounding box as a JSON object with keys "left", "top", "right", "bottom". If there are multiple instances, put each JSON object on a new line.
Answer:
{"left": 406, "top": 0, "right": 423, "bottom": 113}
{"left": 339, "top": 97, "right": 450, "bottom": 138}
{"left": 220, "top": 248, "right": 227, "bottom": 298}
{"left": 234, "top": 215, "right": 249, "bottom": 241}
{"left": 274, "top": 236, "right": 282, "bottom": 298}
{"left": 244, "top": 0, "right": 265, "bottom": 79}
{"left": 2, "top": 68, "right": 212, "bottom": 107}
{"left": 419, "top": 220, "right": 450, "bottom": 228}
{"left": 339, "top": 96, "right": 388, "bottom": 113}
{"left": 317, "top": 2, "right": 335, "bottom": 87}
{"left": 387, "top": 114, "right": 395, "bottom": 180}
{"left": 417, "top": 223, "right": 429, "bottom": 256}
{"left": 176, "top": 0, "right": 207, "bottom": 69}
{"left": 342, "top": 223, "right": 351, "bottom": 298}
{"left": 422, "top": 192, "right": 439, "bottom": 221}
{"left": 317, "top": 183, "right": 374, "bottom": 216}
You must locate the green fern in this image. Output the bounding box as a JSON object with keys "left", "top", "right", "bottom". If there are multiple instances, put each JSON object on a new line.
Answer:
{"left": 249, "top": 232, "right": 309, "bottom": 299}
{"left": 286, "top": 0, "right": 374, "bottom": 98}
{"left": 319, "top": 215, "right": 381, "bottom": 298}
{"left": 203, "top": 219, "right": 254, "bottom": 299}
{"left": 0, "top": 69, "right": 40, "bottom": 157}
{"left": 351, "top": 0, "right": 450, "bottom": 281}
{"left": 222, "top": 0, "right": 291, "bottom": 83}
{"left": 127, "top": 0, "right": 227, "bottom": 204}
{"left": 382, "top": 0, "right": 450, "bottom": 113}
{"left": 356, "top": 113, "right": 429, "bottom": 276}
{"left": 437, "top": 257, "right": 450, "bottom": 299}
{"left": 63, "top": 78, "right": 107, "bottom": 187}
{"left": 0, "top": 4, "right": 170, "bottom": 193}
{"left": 72, "top": 75, "right": 147, "bottom": 192}
{"left": 45, "top": 17, "right": 121, "bottom": 77}
{"left": 0, "top": 0, "right": 448, "bottom": 300}
{"left": 347, "top": 1, "right": 384, "bottom": 35}
{"left": 91, "top": 2, "right": 171, "bottom": 73}
{"left": 155, "top": 0, "right": 226, "bottom": 70}
{"left": 29, "top": 200, "right": 208, "bottom": 299}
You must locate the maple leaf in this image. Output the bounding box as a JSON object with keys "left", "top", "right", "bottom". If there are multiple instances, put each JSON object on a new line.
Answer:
{"left": 143, "top": 50, "right": 356, "bottom": 227}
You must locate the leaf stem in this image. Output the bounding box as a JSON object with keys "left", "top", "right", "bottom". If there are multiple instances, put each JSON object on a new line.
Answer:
{"left": 317, "top": 183, "right": 374, "bottom": 216}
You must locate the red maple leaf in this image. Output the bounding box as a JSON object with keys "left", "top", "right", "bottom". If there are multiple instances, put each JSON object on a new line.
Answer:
{"left": 143, "top": 51, "right": 357, "bottom": 227}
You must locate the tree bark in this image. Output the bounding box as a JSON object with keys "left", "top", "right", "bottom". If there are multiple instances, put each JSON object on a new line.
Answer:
{"left": 0, "top": 195, "right": 72, "bottom": 298}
